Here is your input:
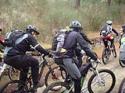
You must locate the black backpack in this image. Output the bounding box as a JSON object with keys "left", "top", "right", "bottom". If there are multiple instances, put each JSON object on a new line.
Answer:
{"left": 4, "top": 30, "right": 25, "bottom": 47}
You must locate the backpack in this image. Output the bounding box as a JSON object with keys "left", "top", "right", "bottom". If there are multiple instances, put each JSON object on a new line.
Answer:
{"left": 4, "top": 30, "right": 25, "bottom": 47}
{"left": 52, "top": 29, "right": 71, "bottom": 52}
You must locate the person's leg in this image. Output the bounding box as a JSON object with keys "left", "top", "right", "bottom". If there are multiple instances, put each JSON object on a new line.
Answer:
{"left": 20, "top": 55, "right": 39, "bottom": 88}
{"left": 4, "top": 55, "right": 29, "bottom": 84}
{"left": 4, "top": 55, "right": 39, "bottom": 88}
{"left": 110, "top": 38, "right": 114, "bottom": 48}
{"left": 19, "top": 68, "right": 29, "bottom": 83}
{"left": 63, "top": 58, "right": 81, "bottom": 93}
{"left": 73, "top": 78, "right": 81, "bottom": 93}
{"left": 103, "top": 39, "right": 108, "bottom": 48}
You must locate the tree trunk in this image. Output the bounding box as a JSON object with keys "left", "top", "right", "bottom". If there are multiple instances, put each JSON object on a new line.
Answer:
{"left": 107, "top": 0, "right": 111, "bottom": 6}
{"left": 118, "top": 0, "right": 121, "bottom": 5}
{"left": 75, "top": 0, "right": 80, "bottom": 8}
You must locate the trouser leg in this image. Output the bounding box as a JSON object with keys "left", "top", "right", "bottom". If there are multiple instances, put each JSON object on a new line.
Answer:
{"left": 63, "top": 58, "right": 81, "bottom": 93}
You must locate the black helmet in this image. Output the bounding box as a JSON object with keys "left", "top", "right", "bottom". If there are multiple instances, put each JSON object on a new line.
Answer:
{"left": 69, "top": 20, "right": 82, "bottom": 29}
{"left": 26, "top": 25, "right": 39, "bottom": 35}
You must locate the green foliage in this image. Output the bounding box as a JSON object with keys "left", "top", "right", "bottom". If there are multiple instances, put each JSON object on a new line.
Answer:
{"left": 0, "top": 0, "right": 124, "bottom": 42}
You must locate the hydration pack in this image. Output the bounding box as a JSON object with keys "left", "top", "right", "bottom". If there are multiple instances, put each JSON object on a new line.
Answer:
{"left": 4, "top": 30, "right": 25, "bottom": 47}
{"left": 52, "top": 29, "right": 71, "bottom": 52}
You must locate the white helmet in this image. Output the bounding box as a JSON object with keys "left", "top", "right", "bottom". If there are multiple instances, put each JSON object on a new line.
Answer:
{"left": 106, "top": 20, "right": 112, "bottom": 25}
{"left": 70, "top": 20, "right": 82, "bottom": 28}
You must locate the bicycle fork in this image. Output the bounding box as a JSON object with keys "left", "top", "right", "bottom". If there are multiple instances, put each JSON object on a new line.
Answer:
{"left": 93, "top": 69, "right": 105, "bottom": 86}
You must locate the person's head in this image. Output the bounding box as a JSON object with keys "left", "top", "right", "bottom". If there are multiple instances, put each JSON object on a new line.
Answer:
{"left": 26, "top": 25, "right": 39, "bottom": 37}
{"left": 69, "top": 20, "right": 83, "bottom": 31}
{"left": 106, "top": 20, "right": 112, "bottom": 26}
{"left": 122, "top": 24, "right": 125, "bottom": 33}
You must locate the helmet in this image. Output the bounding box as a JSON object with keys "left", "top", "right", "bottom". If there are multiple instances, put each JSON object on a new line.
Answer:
{"left": 26, "top": 25, "right": 39, "bottom": 35}
{"left": 122, "top": 24, "right": 125, "bottom": 32}
{"left": 106, "top": 20, "right": 112, "bottom": 25}
{"left": 69, "top": 20, "right": 82, "bottom": 29}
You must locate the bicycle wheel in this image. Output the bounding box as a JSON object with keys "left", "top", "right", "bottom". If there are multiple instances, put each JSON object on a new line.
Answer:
{"left": 112, "top": 45, "right": 117, "bottom": 58}
{"left": 45, "top": 66, "right": 67, "bottom": 87}
{"left": 0, "top": 80, "right": 28, "bottom": 93}
{"left": 43, "top": 81, "right": 74, "bottom": 93}
{"left": 102, "top": 49, "right": 110, "bottom": 64}
{"left": 118, "top": 78, "right": 125, "bottom": 93}
{"left": 88, "top": 69, "right": 116, "bottom": 93}
{"left": 119, "top": 60, "right": 125, "bottom": 67}
{"left": 8, "top": 66, "right": 20, "bottom": 80}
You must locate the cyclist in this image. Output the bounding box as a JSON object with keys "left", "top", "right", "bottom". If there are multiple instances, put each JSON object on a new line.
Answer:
{"left": 73, "top": 26, "right": 94, "bottom": 67}
{"left": 62, "top": 20, "right": 99, "bottom": 93}
{"left": 3, "top": 25, "right": 50, "bottom": 92}
{"left": 119, "top": 24, "right": 125, "bottom": 64}
{"left": 100, "top": 20, "right": 119, "bottom": 50}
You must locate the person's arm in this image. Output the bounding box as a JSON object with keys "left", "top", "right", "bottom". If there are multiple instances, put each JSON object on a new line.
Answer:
{"left": 76, "top": 33, "right": 97, "bottom": 60}
{"left": 112, "top": 28, "right": 119, "bottom": 36}
{"left": 80, "top": 32, "right": 92, "bottom": 44}
{"left": 28, "top": 35, "right": 49, "bottom": 55}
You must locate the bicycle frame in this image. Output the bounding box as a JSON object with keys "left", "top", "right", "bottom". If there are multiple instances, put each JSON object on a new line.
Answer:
{"left": 25, "top": 55, "right": 53, "bottom": 87}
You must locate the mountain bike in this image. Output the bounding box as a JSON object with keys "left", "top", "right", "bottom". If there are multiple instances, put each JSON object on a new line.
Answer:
{"left": 43, "top": 57, "right": 116, "bottom": 93}
{"left": 102, "top": 40, "right": 117, "bottom": 64}
{"left": 0, "top": 55, "right": 66, "bottom": 93}
{"left": 118, "top": 78, "right": 125, "bottom": 93}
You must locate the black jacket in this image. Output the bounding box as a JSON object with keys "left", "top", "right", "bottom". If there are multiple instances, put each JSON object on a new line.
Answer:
{"left": 63, "top": 30, "right": 97, "bottom": 60}
{"left": 5, "top": 33, "right": 48, "bottom": 56}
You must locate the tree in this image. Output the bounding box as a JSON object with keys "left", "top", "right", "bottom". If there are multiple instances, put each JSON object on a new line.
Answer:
{"left": 75, "top": 0, "right": 80, "bottom": 8}
{"left": 107, "top": 0, "right": 111, "bottom": 6}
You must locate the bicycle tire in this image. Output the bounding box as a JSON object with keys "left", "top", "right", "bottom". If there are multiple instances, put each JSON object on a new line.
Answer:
{"left": 43, "top": 81, "right": 73, "bottom": 93}
{"left": 118, "top": 78, "right": 125, "bottom": 93}
{"left": 102, "top": 49, "right": 110, "bottom": 64}
{"left": 88, "top": 69, "right": 116, "bottom": 93}
{"left": 112, "top": 45, "right": 117, "bottom": 58}
{"left": 8, "top": 67, "right": 19, "bottom": 80}
{"left": 119, "top": 60, "right": 125, "bottom": 67}
{"left": 0, "top": 80, "right": 27, "bottom": 93}
{"left": 45, "top": 66, "right": 67, "bottom": 87}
